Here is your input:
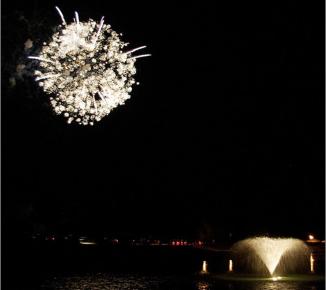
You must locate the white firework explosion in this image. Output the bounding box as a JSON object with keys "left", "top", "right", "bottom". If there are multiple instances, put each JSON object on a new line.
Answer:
{"left": 28, "top": 7, "right": 150, "bottom": 125}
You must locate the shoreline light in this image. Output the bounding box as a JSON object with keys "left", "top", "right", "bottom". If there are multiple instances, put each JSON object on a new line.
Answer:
{"left": 79, "top": 241, "right": 96, "bottom": 245}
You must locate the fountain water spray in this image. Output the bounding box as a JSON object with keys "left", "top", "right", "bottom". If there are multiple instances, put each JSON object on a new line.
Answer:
{"left": 231, "top": 237, "right": 310, "bottom": 276}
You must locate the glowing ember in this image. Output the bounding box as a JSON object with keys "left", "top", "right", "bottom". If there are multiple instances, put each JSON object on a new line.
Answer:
{"left": 28, "top": 7, "right": 150, "bottom": 125}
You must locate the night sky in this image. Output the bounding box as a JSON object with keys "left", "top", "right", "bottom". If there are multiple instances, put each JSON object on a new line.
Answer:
{"left": 3, "top": 1, "right": 325, "bottom": 240}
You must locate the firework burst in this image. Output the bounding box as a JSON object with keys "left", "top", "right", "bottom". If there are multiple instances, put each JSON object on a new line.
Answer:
{"left": 28, "top": 7, "right": 150, "bottom": 125}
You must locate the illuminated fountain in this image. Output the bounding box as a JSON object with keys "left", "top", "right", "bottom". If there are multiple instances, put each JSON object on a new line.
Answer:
{"left": 228, "top": 259, "right": 233, "bottom": 272}
{"left": 231, "top": 237, "right": 310, "bottom": 277}
{"left": 310, "top": 253, "right": 315, "bottom": 273}
{"left": 201, "top": 261, "right": 208, "bottom": 273}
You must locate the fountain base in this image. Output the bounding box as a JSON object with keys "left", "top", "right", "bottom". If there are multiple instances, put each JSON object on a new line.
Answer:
{"left": 210, "top": 273, "right": 325, "bottom": 282}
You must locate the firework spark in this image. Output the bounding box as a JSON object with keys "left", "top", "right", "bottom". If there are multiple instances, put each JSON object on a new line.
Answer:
{"left": 28, "top": 7, "right": 150, "bottom": 125}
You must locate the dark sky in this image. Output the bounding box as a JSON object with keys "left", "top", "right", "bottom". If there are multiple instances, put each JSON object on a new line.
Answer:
{"left": 3, "top": 1, "right": 325, "bottom": 239}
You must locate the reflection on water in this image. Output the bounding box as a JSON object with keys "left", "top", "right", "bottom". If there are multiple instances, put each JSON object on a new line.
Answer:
{"left": 42, "top": 273, "right": 164, "bottom": 290}
{"left": 41, "top": 273, "right": 324, "bottom": 290}
{"left": 226, "top": 282, "right": 320, "bottom": 290}
{"left": 197, "top": 281, "right": 210, "bottom": 290}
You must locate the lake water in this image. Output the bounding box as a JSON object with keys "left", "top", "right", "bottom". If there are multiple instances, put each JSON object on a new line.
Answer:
{"left": 5, "top": 240, "right": 324, "bottom": 289}
{"left": 41, "top": 273, "right": 324, "bottom": 290}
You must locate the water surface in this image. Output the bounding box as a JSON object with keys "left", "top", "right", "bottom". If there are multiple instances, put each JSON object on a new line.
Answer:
{"left": 41, "top": 272, "right": 325, "bottom": 290}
